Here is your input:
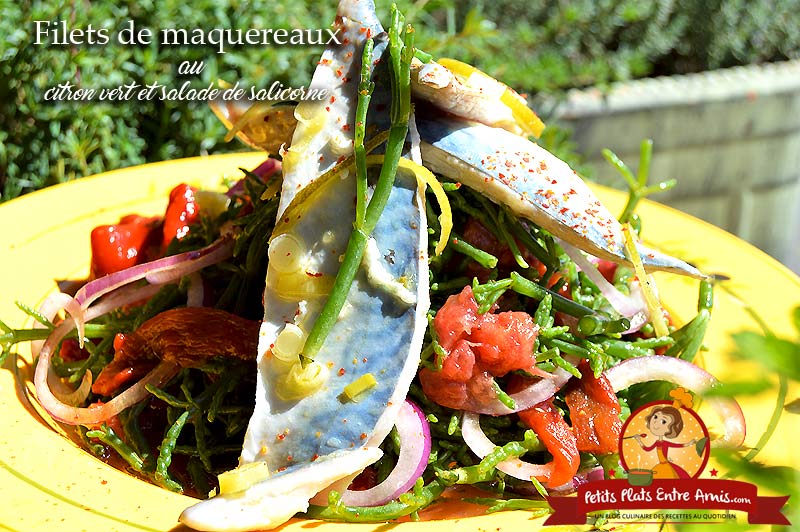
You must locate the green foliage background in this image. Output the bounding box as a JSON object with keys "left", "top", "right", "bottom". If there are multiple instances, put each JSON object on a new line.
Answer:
{"left": 2, "top": 0, "right": 799, "bottom": 202}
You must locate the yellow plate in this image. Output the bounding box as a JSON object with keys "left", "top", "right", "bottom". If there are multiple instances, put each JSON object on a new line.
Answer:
{"left": 0, "top": 153, "right": 797, "bottom": 531}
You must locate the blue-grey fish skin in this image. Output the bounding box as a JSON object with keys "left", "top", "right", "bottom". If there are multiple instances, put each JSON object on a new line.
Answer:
{"left": 249, "top": 170, "right": 426, "bottom": 471}
{"left": 417, "top": 116, "right": 704, "bottom": 278}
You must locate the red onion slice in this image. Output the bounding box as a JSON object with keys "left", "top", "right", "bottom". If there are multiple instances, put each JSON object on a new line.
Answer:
{"left": 603, "top": 356, "right": 746, "bottom": 448}
{"left": 548, "top": 465, "right": 606, "bottom": 495}
{"left": 341, "top": 400, "right": 431, "bottom": 506}
{"left": 461, "top": 411, "right": 552, "bottom": 481}
{"left": 186, "top": 272, "right": 205, "bottom": 307}
{"left": 145, "top": 238, "right": 234, "bottom": 285}
{"left": 559, "top": 239, "right": 649, "bottom": 333}
{"left": 74, "top": 237, "right": 233, "bottom": 309}
{"left": 31, "top": 291, "right": 84, "bottom": 357}
{"left": 469, "top": 366, "right": 574, "bottom": 415}
{"left": 49, "top": 369, "right": 92, "bottom": 407}
{"left": 33, "top": 284, "right": 178, "bottom": 426}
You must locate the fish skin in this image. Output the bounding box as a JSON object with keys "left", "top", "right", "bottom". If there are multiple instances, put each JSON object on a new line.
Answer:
{"left": 180, "top": 448, "right": 382, "bottom": 532}
{"left": 277, "top": 0, "right": 386, "bottom": 218}
{"left": 243, "top": 169, "right": 428, "bottom": 470}
{"left": 181, "top": 1, "right": 430, "bottom": 530}
{"left": 416, "top": 115, "right": 705, "bottom": 278}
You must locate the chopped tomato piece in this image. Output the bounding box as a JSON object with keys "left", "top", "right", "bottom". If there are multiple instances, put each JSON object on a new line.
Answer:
{"left": 470, "top": 310, "right": 538, "bottom": 376}
{"left": 440, "top": 341, "right": 475, "bottom": 383}
{"left": 89, "top": 183, "right": 201, "bottom": 278}
{"left": 564, "top": 360, "right": 622, "bottom": 454}
{"left": 432, "top": 285, "right": 479, "bottom": 352}
{"left": 420, "top": 286, "right": 540, "bottom": 410}
{"left": 596, "top": 260, "right": 618, "bottom": 283}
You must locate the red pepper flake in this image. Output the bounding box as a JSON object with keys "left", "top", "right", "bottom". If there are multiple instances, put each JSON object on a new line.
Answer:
{"left": 362, "top": 357, "right": 368, "bottom": 363}
{"left": 342, "top": 124, "right": 351, "bottom": 132}
{"left": 311, "top": 454, "right": 319, "bottom": 461}
{"left": 286, "top": 455, "right": 293, "bottom": 462}
{"left": 276, "top": 433, "right": 286, "bottom": 441}
{"left": 359, "top": 433, "right": 368, "bottom": 440}
{"left": 330, "top": 95, "right": 336, "bottom": 104}
{"left": 325, "top": 106, "right": 331, "bottom": 112}
{"left": 338, "top": 368, "right": 346, "bottom": 376}
{"left": 306, "top": 271, "right": 323, "bottom": 277}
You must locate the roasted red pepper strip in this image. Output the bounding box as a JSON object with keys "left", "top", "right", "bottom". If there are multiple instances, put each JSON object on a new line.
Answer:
{"left": 162, "top": 183, "right": 200, "bottom": 247}
{"left": 89, "top": 183, "right": 201, "bottom": 277}
{"left": 516, "top": 398, "right": 580, "bottom": 487}
{"left": 90, "top": 214, "right": 161, "bottom": 278}
{"left": 564, "top": 360, "right": 623, "bottom": 454}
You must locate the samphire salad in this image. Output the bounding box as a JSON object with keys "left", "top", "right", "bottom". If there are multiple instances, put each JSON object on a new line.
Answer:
{"left": 1, "top": 1, "right": 746, "bottom": 531}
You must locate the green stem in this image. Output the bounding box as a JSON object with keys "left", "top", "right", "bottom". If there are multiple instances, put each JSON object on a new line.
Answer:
{"left": 445, "top": 233, "right": 498, "bottom": 269}
{"left": 719, "top": 288, "right": 787, "bottom": 466}
{"left": 85, "top": 425, "right": 145, "bottom": 472}
{"left": 304, "top": 480, "right": 446, "bottom": 522}
{"left": 491, "top": 380, "right": 517, "bottom": 410}
{"left": 354, "top": 38, "right": 375, "bottom": 226}
{"left": 154, "top": 410, "right": 189, "bottom": 493}
{"left": 509, "top": 271, "right": 594, "bottom": 317}
{"left": 303, "top": 11, "right": 413, "bottom": 361}
{"left": 603, "top": 140, "right": 676, "bottom": 224}
{"left": 744, "top": 374, "right": 787, "bottom": 463}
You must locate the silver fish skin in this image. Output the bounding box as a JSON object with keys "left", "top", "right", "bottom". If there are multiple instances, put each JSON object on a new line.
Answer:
{"left": 416, "top": 115, "right": 705, "bottom": 278}
{"left": 277, "top": 0, "right": 386, "bottom": 218}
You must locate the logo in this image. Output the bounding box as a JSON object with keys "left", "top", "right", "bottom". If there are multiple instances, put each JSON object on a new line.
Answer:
{"left": 620, "top": 388, "right": 710, "bottom": 484}
{"left": 544, "top": 388, "right": 790, "bottom": 526}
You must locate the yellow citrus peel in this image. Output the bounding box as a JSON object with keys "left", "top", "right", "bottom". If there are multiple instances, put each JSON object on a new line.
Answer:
{"left": 621, "top": 223, "right": 669, "bottom": 338}
{"left": 365, "top": 155, "right": 452, "bottom": 256}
